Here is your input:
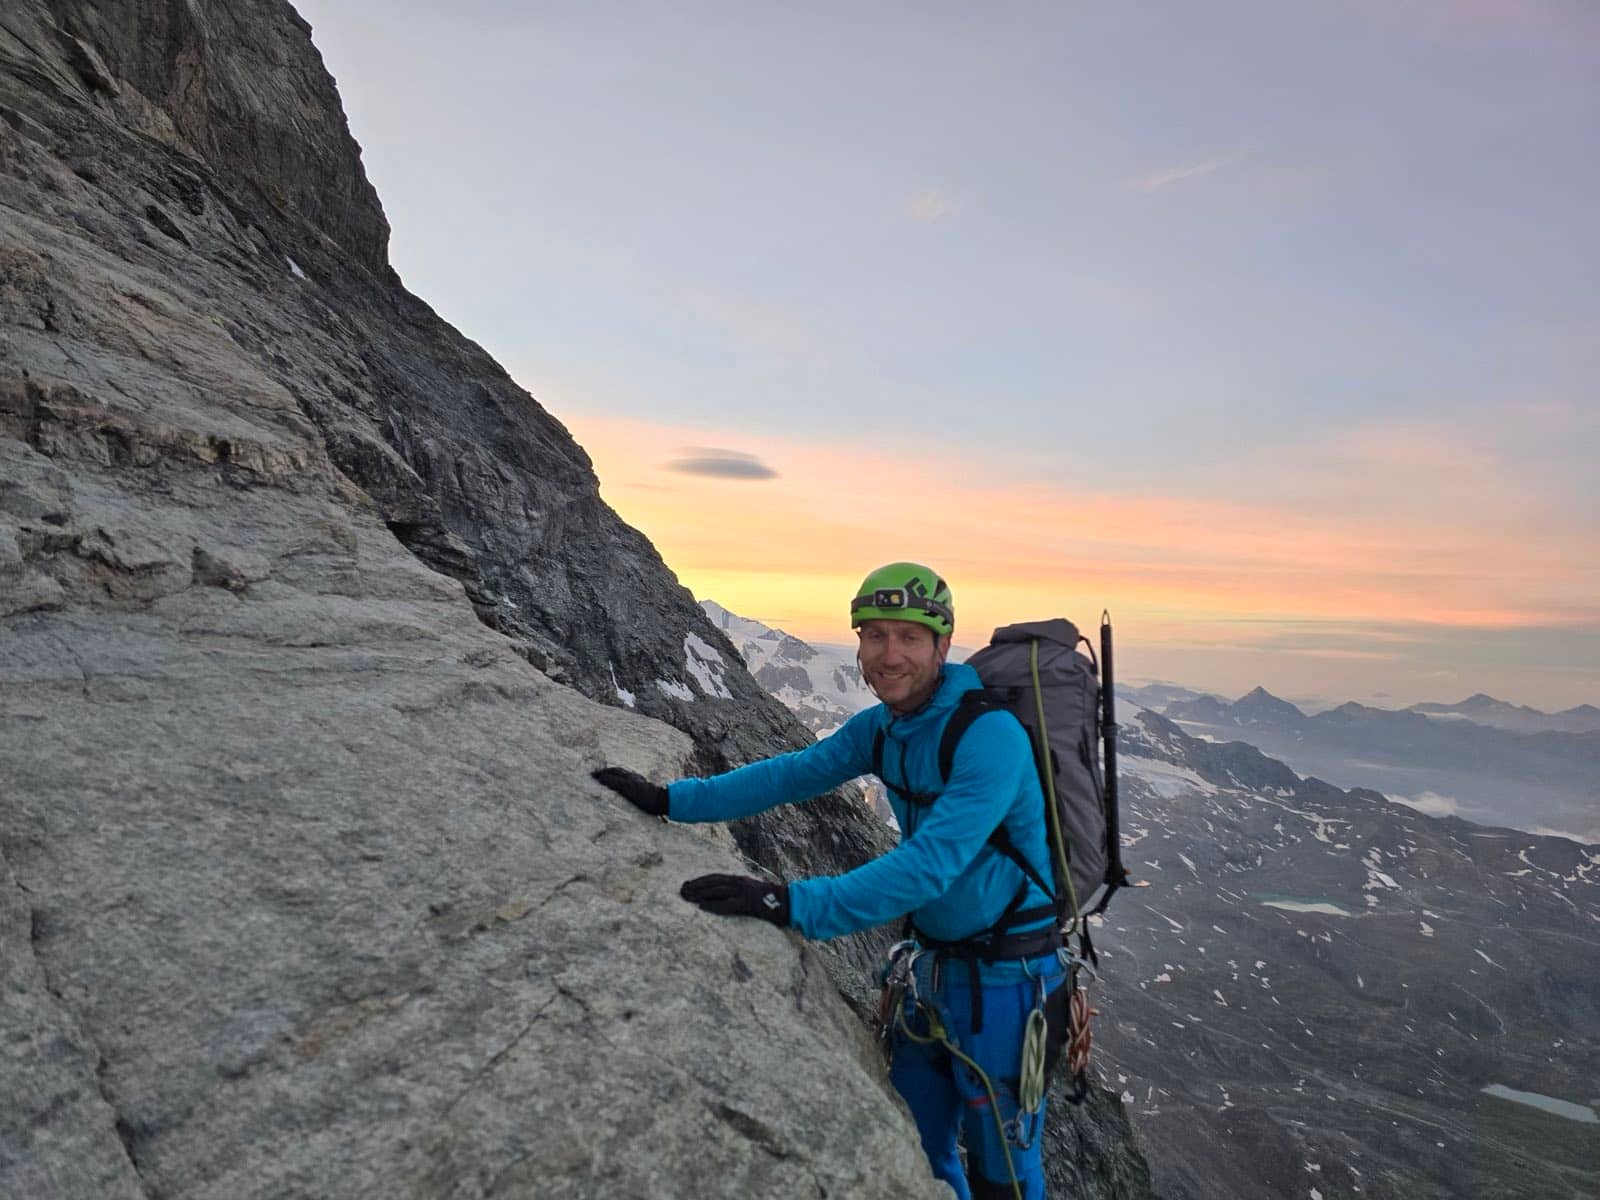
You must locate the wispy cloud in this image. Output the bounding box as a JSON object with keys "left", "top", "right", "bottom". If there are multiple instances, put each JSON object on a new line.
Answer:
{"left": 663, "top": 447, "right": 779, "bottom": 480}
{"left": 1134, "top": 155, "right": 1232, "bottom": 192}
{"left": 1387, "top": 791, "right": 1462, "bottom": 817}
{"left": 907, "top": 188, "right": 960, "bottom": 222}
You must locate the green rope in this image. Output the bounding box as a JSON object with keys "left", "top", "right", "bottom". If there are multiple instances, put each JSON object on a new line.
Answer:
{"left": 1018, "top": 1000, "right": 1049, "bottom": 1115}
{"left": 895, "top": 998, "right": 1025, "bottom": 1200}
{"left": 1030, "top": 638, "right": 1081, "bottom": 923}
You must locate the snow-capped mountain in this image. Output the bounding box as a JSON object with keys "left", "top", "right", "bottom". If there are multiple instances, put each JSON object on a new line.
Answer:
{"left": 700, "top": 600, "right": 877, "bottom": 734}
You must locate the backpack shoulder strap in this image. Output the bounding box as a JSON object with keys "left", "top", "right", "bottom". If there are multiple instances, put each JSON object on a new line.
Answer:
{"left": 938, "top": 687, "right": 1058, "bottom": 903}
{"left": 936, "top": 688, "right": 1006, "bottom": 782}
{"left": 988, "top": 823, "right": 1055, "bottom": 900}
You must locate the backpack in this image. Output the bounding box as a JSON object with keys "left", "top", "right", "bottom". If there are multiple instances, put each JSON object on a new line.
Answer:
{"left": 872, "top": 614, "right": 1128, "bottom": 949}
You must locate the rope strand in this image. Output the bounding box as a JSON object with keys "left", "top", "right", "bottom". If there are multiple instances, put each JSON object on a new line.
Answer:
{"left": 894, "top": 1000, "right": 1024, "bottom": 1200}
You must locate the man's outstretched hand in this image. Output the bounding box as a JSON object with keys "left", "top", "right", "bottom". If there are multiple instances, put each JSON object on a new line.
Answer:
{"left": 680, "top": 874, "right": 791, "bottom": 927}
{"left": 591, "top": 767, "right": 670, "bottom": 817}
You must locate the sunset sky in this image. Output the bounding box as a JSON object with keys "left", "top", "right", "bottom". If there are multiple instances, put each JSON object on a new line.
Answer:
{"left": 295, "top": 0, "right": 1598, "bottom": 709}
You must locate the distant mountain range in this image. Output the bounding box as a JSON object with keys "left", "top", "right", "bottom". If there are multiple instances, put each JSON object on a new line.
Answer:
{"left": 1120, "top": 681, "right": 1215, "bottom": 710}
{"left": 1159, "top": 687, "right": 1600, "bottom": 842}
{"left": 1408, "top": 692, "right": 1600, "bottom": 735}
{"left": 1128, "top": 683, "right": 1600, "bottom": 736}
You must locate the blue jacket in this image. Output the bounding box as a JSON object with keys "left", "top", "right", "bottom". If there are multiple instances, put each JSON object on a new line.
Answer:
{"left": 668, "top": 662, "right": 1055, "bottom": 975}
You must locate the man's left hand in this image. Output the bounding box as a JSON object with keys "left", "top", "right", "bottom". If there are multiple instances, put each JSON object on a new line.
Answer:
{"left": 680, "top": 874, "right": 790, "bottom": 927}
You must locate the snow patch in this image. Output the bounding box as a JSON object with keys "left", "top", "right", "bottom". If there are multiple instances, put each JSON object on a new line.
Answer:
{"left": 286, "top": 256, "right": 308, "bottom": 280}
{"left": 656, "top": 678, "right": 694, "bottom": 702}
{"left": 683, "top": 633, "right": 733, "bottom": 698}
{"left": 1261, "top": 900, "right": 1356, "bottom": 917}
{"left": 609, "top": 664, "right": 635, "bottom": 708}
{"left": 1144, "top": 904, "right": 1185, "bottom": 932}
{"left": 1122, "top": 754, "right": 1218, "bottom": 797}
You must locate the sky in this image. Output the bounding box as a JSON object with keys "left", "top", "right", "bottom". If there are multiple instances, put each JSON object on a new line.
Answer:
{"left": 293, "top": 0, "right": 1598, "bottom": 709}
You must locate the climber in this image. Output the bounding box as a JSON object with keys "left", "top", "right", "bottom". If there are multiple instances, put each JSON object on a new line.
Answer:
{"left": 593, "top": 563, "right": 1066, "bottom": 1200}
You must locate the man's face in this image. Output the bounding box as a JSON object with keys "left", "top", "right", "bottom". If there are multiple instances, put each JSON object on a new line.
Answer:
{"left": 856, "top": 619, "right": 951, "bottom": 714}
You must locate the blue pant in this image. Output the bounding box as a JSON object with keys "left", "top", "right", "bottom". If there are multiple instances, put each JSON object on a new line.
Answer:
{"left": 888, "top": 956, "right": 1064, "bottom": 1200}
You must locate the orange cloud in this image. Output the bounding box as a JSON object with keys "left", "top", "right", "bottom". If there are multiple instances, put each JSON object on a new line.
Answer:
{"left": 563, "top": 412, "right": 1596, "bottom": 656}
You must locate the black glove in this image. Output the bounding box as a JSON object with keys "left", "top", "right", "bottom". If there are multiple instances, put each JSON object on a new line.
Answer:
{"left": 591, "top": 767, "right": 669, "bottom": 817}
{"left": 680, "top": 873, "right": 791, "bottom": 927}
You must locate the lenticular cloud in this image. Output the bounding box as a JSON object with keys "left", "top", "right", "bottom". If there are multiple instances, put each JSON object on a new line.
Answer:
{"left": 665, "top": 446, "right": 779, "bottom": 480}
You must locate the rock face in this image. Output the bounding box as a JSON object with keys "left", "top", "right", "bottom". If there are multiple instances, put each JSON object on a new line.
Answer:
{"left": 0, "top": 3, "right": 1153, "bottom": 1196}
{"left": 1, "top": 526, "right": 945, "bottom": 1199}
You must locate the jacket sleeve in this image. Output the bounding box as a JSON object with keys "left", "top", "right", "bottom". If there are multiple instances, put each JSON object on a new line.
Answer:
{"left": 666, "top": 708, "right": 878, "bottom": 823}
{"left": 786, "top": 711, "right": 1030, "bottom": 940}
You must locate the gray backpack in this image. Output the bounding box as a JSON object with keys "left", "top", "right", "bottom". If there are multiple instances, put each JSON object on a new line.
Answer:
{"left": 871, "top": 616, "right": 1127, "bottom": 1101}
{"left": 956, "top": 617, "right": 1127, "bottom": 938}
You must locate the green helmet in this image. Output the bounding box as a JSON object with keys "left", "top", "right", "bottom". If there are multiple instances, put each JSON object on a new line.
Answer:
{"left": 849, "top": 562, "right": 954, "bottom": 637}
